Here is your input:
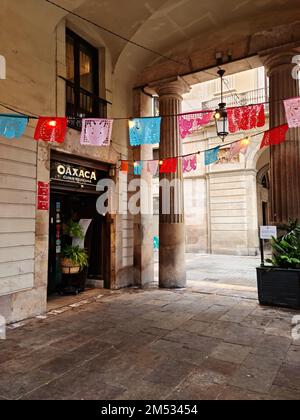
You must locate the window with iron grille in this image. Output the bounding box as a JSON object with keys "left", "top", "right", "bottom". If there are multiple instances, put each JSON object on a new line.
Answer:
{"left": 66, "top": 29, "right": 107, "bottom": 130}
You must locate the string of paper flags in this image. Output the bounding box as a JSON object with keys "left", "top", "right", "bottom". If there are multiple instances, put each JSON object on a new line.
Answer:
{"left": 0, "top": 97, "right": 298, "bottom": 173}
{"left": 122, "top": 124, "right": 288, "bottom": 175}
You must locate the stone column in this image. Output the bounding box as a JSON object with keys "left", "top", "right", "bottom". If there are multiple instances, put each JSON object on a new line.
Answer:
{"left": 262, "top": 50, "right": 300, "bottom": 225}
{"left": 132, "top": 90, "right": 154, "bottom": 287}
{"left": 154, "top": 77, "right": 190, "bottom": 288}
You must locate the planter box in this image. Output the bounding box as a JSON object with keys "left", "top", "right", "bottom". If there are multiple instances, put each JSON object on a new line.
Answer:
{"left": 257, "top": 267, "right": 300, "bottom": 309}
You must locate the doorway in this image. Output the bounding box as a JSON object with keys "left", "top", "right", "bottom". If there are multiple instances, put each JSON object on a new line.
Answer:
{"left": 48, "top": 152, "right": 111, "bottom": 297}
{"left": 262, "top": 201, "right": 268, "bottom": 226}
{"left": 48, "top": 191, "right": 109, "bottom": 294}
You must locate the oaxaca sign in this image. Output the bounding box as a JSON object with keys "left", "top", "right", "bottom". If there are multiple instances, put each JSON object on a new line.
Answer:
{"left": 50, "top": 161, "right": 99, "bottom": 186}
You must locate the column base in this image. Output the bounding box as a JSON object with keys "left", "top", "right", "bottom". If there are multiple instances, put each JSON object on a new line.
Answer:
{"left": 159, "top": 223, "right": 187, "bottom": 289}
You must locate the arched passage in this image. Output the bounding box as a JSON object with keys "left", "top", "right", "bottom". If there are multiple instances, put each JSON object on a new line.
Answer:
{"left": 256, "top": 149, "right": 271, "bottom": 228}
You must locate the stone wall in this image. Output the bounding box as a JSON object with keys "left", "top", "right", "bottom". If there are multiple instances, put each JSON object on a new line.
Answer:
{"left": 0, "top": 127, "right": 46, "bottom": 323}
{"left": 185, "top": 177, "right": 208, "bottom": 253}
{"left": 0, "top": 1, "right": 134, "bottom": 323}
{"left": 208, "top": 170, "right": 259, "bottom": 256}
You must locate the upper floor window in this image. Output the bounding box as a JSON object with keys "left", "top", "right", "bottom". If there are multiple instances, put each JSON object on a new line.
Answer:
{"left": 66, "top": 29, "right": 107, "bottom": 129}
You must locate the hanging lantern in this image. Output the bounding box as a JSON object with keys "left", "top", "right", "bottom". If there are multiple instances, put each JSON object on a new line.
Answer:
{"left": 215, "top": 103, "right": 229, "bottom": 141}
{"left": 214, "top": 69, "right": 229, "bottom": 142}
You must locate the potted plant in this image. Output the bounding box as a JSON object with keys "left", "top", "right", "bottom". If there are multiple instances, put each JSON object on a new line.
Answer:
{"left": 63, "top": 219, "right": 84, "bottom": 240}
{"left": 61, "top": 245, "right": 89, "bottom": 274}
{"left": 61, "top": 220, "right": 88, "bottom": 275}
{"left": 257, "top": 219, "right": 300, "bottom": 309}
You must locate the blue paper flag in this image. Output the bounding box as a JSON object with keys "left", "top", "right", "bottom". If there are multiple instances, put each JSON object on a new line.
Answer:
{"left": 129, "top": 117, "right": 162, "bottom": 146}
{"left": 205, "top": 146, "right": 220, "bottom": 166}
{"left": 0, "top": 116, "right": 28, "bottom": 139}
{"left": 134, "top": 161, "right": 143, "bottom": 175}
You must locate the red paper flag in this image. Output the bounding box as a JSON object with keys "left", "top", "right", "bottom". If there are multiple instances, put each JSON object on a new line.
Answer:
{"left": 120, "top": 161, "right": 129, "bottom": 173}
{"left": 160, "top": 158, "right": 178, "bottom": 174}
{"left": 260, "top": 124, "right": 289, "bottom": 149}
{"left": 228, "top": 104, "right": 265, "bottom": 133}
{"left": 34, "top": 117, "right": 67, "bottom": 143}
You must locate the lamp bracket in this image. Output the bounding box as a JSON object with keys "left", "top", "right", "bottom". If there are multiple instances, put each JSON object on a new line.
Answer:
{"left": 217, "top": 69, "right": 226, "bottom": 78}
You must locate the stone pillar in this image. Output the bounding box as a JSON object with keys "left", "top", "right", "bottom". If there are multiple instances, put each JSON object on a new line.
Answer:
{"left": 262, "top": 50, "right": 300, "bottom": 225}
{"left": 155, "top": 77, "right": 190, "bottom": 288}
{"left": 132, "top": 90, "right": 154, "bottom": 287}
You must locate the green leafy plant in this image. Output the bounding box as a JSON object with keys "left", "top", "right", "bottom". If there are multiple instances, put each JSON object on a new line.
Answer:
{"left": 267, "top": 219, "right": 300, "bottom": 269}
{"left": 62, "top": 245, "right": 89, "bottom": 271}
{"left": 63, "top": 220, "right": 84, "bottom": 239}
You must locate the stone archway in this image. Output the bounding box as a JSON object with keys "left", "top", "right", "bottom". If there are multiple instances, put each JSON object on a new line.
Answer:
{"left": 256, "top": 149, "right": 271, "bottom": 228}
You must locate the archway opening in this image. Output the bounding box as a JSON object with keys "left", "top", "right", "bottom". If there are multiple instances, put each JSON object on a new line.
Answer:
{"left": 151, "top": 65, "right": 269, "bottom": 293}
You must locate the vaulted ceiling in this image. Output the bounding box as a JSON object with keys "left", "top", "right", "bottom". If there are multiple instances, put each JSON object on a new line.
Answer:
{"left": 51, "top": 0, "right": 300, "bottom": 82}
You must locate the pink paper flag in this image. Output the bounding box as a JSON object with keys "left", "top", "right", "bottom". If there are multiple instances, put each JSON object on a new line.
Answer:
{"left": 81, "top": 119, "right": 113, "bottom": 146}
{"left": 284, "top": 97, "right": 300, "bottom": 128}
{"left": 229, "top": 139, "right": 249, "bottom": 158}
{"left": 179, "top": 112, "right": 212, "bottom": 139}
{"left": 147, "top": 161, "right": 159, "bottom": 176}
{"left": 183, "top": 154, "right": 197, "bottom": 173}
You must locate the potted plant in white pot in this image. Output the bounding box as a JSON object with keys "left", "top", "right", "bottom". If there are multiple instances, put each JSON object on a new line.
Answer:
{"left": 257, "top": 219, "right": 300, "bottom": 309}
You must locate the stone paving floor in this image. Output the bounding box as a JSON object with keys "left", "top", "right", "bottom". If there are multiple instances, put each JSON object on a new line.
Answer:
{"left": 47, "top": 289, "right": 103, "bottom": 312}
{"left": 1, "top": 284, "right": 300, "bottom": 400}
{"left": 186, "top": 254, "right": 260, "bottom": 287}
{"left": 155, "top": 254, "right": 261, "bottom": 288}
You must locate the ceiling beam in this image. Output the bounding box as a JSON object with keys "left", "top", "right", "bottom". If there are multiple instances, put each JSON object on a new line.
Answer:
{"left": 135, "top": 21, "right": 300, "bottom": 88}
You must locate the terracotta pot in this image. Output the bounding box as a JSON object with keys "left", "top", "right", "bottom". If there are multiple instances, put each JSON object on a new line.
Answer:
{"left": 61, "top": 258, "right": 81, "bottom": 275}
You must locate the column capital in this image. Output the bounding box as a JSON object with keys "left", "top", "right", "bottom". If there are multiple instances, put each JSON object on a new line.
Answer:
{"left": 149, "top": 76, "right": 191, "bottom": 100}
{"left": 260, "top": 48, "right": 300, "bottom": 77}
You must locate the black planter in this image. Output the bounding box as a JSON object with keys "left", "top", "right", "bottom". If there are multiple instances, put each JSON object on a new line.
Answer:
{"left": 257, "top": 267, "right": 300, "bottom": 309}
{"left": 59, "top": 268, "right": 88, "bottom": 295}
